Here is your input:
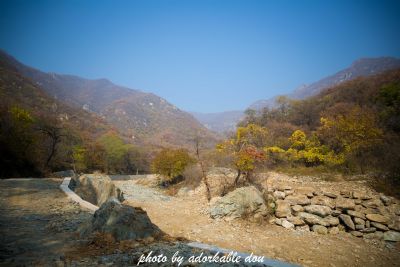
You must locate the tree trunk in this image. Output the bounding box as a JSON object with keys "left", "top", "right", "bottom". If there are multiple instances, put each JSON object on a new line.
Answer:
{"left": 234, "top": 169, "right": 241, "bottom": 186}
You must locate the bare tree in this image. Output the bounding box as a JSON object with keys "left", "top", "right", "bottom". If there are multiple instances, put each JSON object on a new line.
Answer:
{"left": 38, "top": 124, "right": 63, "bottom": 167}
{"left": 192, "top": 134, "right": 211, "bottom": 201}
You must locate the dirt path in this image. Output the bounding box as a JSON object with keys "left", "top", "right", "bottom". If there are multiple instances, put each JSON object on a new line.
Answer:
{"left": 0, "top": 178, "right": 91, "bottom": 266}
{"left": 117, "top": 181, "right": 400, "bottom": 267}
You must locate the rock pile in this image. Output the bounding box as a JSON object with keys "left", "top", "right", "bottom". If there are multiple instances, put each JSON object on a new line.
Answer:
{"left": 269, "top": 186, "right": 400, "bottom": 241}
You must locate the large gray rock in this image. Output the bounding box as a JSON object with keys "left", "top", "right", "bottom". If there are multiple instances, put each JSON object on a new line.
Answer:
{"left": 209, "top": 186, "right": 267, "bottom": 219}
{"left": 79, "top": 198, "right": 162, "bottom": 241}
{"left": 304, "top": 205, "right": 332, "bottom": 217}
{"left": 73, "top": 174, "right": 124, "bottom": 206}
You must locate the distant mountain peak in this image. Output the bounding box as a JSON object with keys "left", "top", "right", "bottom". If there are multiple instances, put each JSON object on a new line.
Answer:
{"left": 250, "top": 56, "right": 400, "bottom": 110}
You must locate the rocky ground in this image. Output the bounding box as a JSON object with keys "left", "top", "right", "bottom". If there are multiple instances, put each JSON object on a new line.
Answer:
{"left": 117, "top": 173, "right": 400, "bottom": 267}
{"left": 0, "top": 178, "right": 272, "bottom": 266}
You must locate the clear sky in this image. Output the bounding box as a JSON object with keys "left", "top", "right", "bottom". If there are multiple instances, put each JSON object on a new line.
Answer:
{"left": 1, "top": 0, "right": 400, "bottom": 113}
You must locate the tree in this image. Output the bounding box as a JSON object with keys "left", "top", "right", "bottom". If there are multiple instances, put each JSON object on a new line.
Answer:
{"left": 97, "top": 131, "right": 130, "bottom": 173}
{"left": 151, "top": 148, "right": 195, "bottom": 184}
{"left": 216, "top": 124, "right": 268, "bottom": 186}
{"left": 191, "top": 134, "right": 211, "bottom": 201}
{"left": 318, "top": 106, "right": 383, "bottom": 172}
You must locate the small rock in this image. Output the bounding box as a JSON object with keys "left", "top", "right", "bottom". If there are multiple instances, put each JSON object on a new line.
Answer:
{"left": 304, "top": 205, "right": 332, "bottom": 217}
{"left": 366, "top": 220, "right": 370, "bottom": 228}
{"left": 287, "top": 216, "right": 305, "bottom": 226}
{"left": 296, "top": 225, "right": 310, "bottom": 232}
{"left": 363, "top": 231, "right": 383, "bottom": 240}
{"left": 354, "top": 217, "right": 365, "bottom": 225}
{"left": 299, "top": 212, "right": 329, "bottom": 226}
{"left": 273, "top": 191, "right": 286, "bottom": 200}
{"left": 360, "top": 227, "right": 376, "bottom": 233}
{"left": 336, "top": 197, "right": 355, "bottom": 210}
{"left": 355, "top": 224, "right": 365, "bottom": 230}
{"left": 312, "top": 225, "right": 328, "bottom": 235}
{"left": 323, "top": 216, "right": 340, "bottom": 226}
{"left": 331, "top": 210, "right": 342, "bottom": 217}
{"left": 323, "top": 192, "right": 337, "bottom": 199}
{"left": 388, "top": 217, "right": 400, "bottom": 231}
{"left": 370, "top": 222, "right": 389, "bottom": 231}
{"left": 329, "top": 226, "right": 339, "bottom": 235}
{"left": 347, "top": 210, "right": 366, "bottom": 220}
{"left": 340, "top": 190, "right": 352, "bottom": 198}
{"left": 311, "top": 196, "right": 335, "bottom": 209}
{"left": 281, "top": 219, "right": 295, "bottom": 229}
{"left": 275, "top": 218, "right": 282, "bottom": 226}
{"left": 352, "top": 191, "right": 372, "bottom": 200}
{"left": 351, "top": 231, "right": 363, "bottom": 237}
{"left": 383, "top": 231, "right": 400, "bottom": 242}
{"left": 275, "top": 200, "right": 291, "bottom": 218}
{"left": 291, "top": 205, "right": 304, "bottom": 213}
{"left": 380, "top": 195, "right": 392, "bottom": 206}
{"left": 366, "top": 214, "right": 389, "bottom": 224}
{"left": 285, "top": 194, "right": 311, "bottom": 206}
{"left": 339, "top": 214, "right": 355, "bottom": 230}
{"left": 362, "top": 199, "right": 383, "bottom": 209}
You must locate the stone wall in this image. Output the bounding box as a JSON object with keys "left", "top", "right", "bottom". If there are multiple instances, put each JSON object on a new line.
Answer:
{"left": 269, "top": 185, "right": 400, "bottom": 241}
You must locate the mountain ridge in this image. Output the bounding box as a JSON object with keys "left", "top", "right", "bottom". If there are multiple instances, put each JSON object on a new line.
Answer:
{"left": 0, "top": 50, "right": 217, "bottom": 148}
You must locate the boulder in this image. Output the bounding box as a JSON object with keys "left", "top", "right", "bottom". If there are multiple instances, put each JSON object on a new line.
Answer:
{"left": 73, "top": 174, "right": 124, "bottom": 206}
{"left": 285, "top": 194, "right": 311, "bottom": 206}
{"left": 298, "top": 212, "right": 329, "bottom": 226}
{"left": 206, "top": 168, "right": 239, "bottom": 198}
{"left": 383, "top": 231, "right": 400, "bottom": 242}
{"left": 275, "top": 200, "right": 292, "bottom": 218}
{"left": 339, "top": 214, "right": 355, "bottom": 230}
{"left": 312, "top": 225, "right": 328, "bottom": 235}
{"left": 79, "top": 198, "right": 162, "bottom": 241}
{"left": 365, "top": 214, "right": 389, "bottom": 224}
{"left": 335, "top": 197, "right": 355, "bottom": 210}
{"left": 209, "top": 186, "right": 267, "bottom": 219}
{"left": 304, "top": 205, "right": 332, "bottom": 217}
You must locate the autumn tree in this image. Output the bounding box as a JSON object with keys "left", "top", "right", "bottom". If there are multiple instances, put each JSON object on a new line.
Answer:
{"left": 317, "top": 106, "right": 383, "bottom": 172}
{"left": 217, "top": 124, "right": 268, "bottom": 186}
{"left": 151, "top": 148, "right": 195, "bottom": 184}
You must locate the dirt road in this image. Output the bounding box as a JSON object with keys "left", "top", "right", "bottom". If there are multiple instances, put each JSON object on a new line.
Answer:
{"left": 117, "top": 180, "right": 400, "bottom": 267}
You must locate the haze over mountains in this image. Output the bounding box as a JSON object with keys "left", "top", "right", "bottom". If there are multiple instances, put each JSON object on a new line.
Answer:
{"left": 0, "top": 50, "right": 216, "bottom": 148}
{"left": 195, "top": 57, "right": 400, "bottom": 133}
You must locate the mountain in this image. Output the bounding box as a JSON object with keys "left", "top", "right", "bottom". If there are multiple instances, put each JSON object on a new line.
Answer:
{"left": 250, "top": 57, "right": 400, "bottom": 110}
{"left": 0, "top": 50, "right": 217, "bottom": 148}
{"left": 190, "top": 110, "right": 244, "bottom": 134}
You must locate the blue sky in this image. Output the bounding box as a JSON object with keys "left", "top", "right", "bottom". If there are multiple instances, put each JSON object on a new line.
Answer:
{"left": 1, "top": 0, "right": 400, "bottom": 113}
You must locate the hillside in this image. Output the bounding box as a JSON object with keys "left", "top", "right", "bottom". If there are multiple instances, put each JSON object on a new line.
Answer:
{"left": 0, "top": 51, "right": 217, "bottom": 148}
{"left": 190, "top": 110, "right": 244, "bottom": 134}
{"left": 250, "top": 57, "right": 400, "bottom": 110}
